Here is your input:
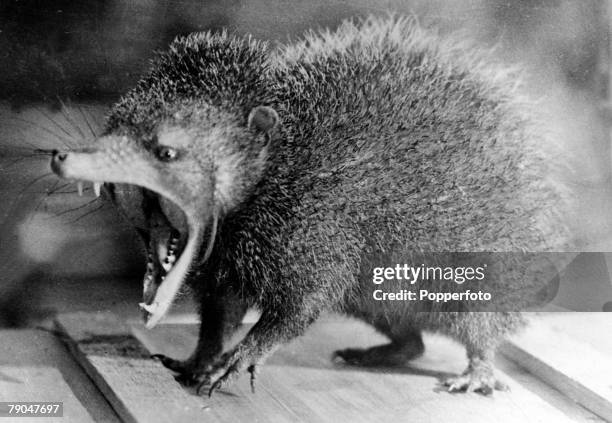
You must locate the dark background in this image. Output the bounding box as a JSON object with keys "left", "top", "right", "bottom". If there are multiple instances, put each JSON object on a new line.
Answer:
{"left": 0, "top": 0, "right": 610, "bottom": 324}
{"left": 0, "top": 1, "right": 607, "bottom": 104}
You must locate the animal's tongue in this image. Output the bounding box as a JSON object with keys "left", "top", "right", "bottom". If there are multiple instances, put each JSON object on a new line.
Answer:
{"left": 139, "top": 223, "right": 202, "bottom": 328}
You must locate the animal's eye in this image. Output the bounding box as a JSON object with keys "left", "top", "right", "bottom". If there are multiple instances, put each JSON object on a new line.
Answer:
{"left": 156, "top": 146, "right": 179, "bottom": 162}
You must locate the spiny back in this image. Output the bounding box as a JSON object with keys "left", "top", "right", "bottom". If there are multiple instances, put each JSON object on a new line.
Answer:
{"left": 266, "top": 17, "right": 569, "bottom": 252}
{"left": 273, "top": 17, "right": 529, "bottom": 163}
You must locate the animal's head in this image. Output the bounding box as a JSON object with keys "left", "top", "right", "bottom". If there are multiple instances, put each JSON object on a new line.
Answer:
{"left": 49, "top": 31, "right": 279, "bottom": 327}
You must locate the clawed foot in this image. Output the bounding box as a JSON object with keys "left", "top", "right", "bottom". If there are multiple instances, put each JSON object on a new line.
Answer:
{"left": 443, "top": 363, "right": 509, "bottom": 395}
{"left": 153, "top": 350, "right": 259, "bottom": 397}
{"left": 201, "top": 351, "right": 242, "bottom": 396}
{"left": 150, "top": 354, "right": 210, "bottom": 387}
{"left": 201, "top": 350, "right": 260, "bottom": 397}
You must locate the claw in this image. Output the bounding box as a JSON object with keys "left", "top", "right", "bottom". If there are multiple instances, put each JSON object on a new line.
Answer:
{"left": 495, "top": 380, "right": 510, "bottom": 392}
{"left": 444, "top": 374, "right": 500, "bottom": 396}
{"left": 446, "top": 381, "right": 462, "bottom": 392}
{"left": 207, "top": 362, "right": 239, "bottom": 397}
{"left": 192, "top": 374, "right": 210, "bottom": 396}
{"left": 149, "top": 354, "right": 194, "bottom": 375}
{"left": 150, "top": 353, "right": 176, "bottom": 370}
{"left": 465, "top": 382, "right": 478, "bottom": 394}
{"left": 208, "top": 379, "right": 222, "bottom": 397}
{"left": 197, "top": 380, "right": 206, "bottom": 396}
{"left": 248, "top": 364, "right": 257, "bottom": 394}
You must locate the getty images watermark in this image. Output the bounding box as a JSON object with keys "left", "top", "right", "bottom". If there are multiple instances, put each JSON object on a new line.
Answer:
{"left": 372, "top": 263, "right": 492, "bottom": 303}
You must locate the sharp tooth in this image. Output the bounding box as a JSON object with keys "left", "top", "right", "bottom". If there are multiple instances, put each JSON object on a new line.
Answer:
{"left": 93, "top": 182, "right": 102, "bottom": 197}
{"left": 161, "top": 235, "right": 179, "bottom": 272}
{"left": 139, "top": 302, "right": 158, "bottom": 314}
{"left": 161, "top": 253, "right": 176, "bottom": 272}
{"left": 76, "top": 181, "right": 83, "bottom": 196}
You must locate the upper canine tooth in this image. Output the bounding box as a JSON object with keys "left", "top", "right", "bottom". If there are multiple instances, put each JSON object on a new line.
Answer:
{"left": 77, "top": 181, "right": 83, "bottom": 196}
{"left": 93, "top": 182, "right": 102, "bottom": 197}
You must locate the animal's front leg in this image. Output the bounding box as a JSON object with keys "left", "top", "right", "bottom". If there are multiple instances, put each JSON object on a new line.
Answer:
{"left": 153, "top": 290, "right": 247, "bottom": 385}
{"left": 204, "top": 303, "right": 320, "bottom": 396}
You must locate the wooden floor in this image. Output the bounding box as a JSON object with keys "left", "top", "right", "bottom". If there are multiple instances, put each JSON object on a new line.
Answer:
{"left": 0, "top": 329, "right": 120, "bottom": 422}
{"left": 1, "top": 311, "right": 605, "bottom": 423}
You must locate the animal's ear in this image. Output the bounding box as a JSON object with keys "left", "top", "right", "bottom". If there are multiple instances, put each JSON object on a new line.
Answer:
{"left": 248, "top": 106, "right": 279, "bottom": 134}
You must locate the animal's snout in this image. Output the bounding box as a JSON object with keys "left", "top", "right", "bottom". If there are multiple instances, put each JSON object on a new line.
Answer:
{"left": 50, "top": 149, "right": 69, "bottom": 175}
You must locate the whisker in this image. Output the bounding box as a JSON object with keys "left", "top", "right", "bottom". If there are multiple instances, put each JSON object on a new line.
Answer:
{"left": 53, "top": 197, "right": 100, "bottom": 218}
{"left": 33, "top": 148, "right": 56, "bottom": 155}
{"left": 0, "top": 157, "right": 28, "bottom": 171}
{"left": 47, "top": 182, "right": 72, "bottom": 195}
{"left": 76, "top": 105, "right": 98, "bottom": 138}
{"left": 31, "top": 180, "right": 59, "bottom": 214}
{"left": 25, "top": 182, "right": 75, "bottom": 196}
{"left": 8, "top": 117, "right": 65, "bottom": 142}
{"left": 5, "top": 125, "right": 54, "bottom": 151}
{"left": 43, "top": 180, "right": 61, "bottom": 197}
{"left": 0, "top": 145, "right": 44, "bottom": 157}
{"left": 1, "top": 134, "right": 41, "bottom": 151}
{"left": 9, "top": 116, "right": 73, "bottom": 149}
{"left": 58, "top": 189, "right": 91, "bottom": 195}
{"left": 58, "top": 98, "right": 87, "bottom": 141}
{"left": 71, "top": 202, "right": 107, "bottom": 223}
{"left": 20, "top": 172, "right": 53, "bottom": 190}
{"left": 34, "top": 105, "right": 77, "bottom": 145}
{"left": 9, "top": 173, "right": 54, "bottom": 212}
{"left": 0, "top": 146, "right": 55, "bottom": 172}
{"left": 16, "top": 139, "right": 40, "bottom": 152}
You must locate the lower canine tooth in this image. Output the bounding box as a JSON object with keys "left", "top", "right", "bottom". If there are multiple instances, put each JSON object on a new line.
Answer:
{"left": 139, "top": 302, "right": 158, "bottom": 314}
{"left": 93, "top": 182, "right": 102, "bottom": 197}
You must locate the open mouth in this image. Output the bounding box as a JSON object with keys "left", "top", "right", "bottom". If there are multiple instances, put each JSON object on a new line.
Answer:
{"left": 138, "top": 193, "right": 190, "bottom": 323}
{"left": 135, "top": 191, "right": 217, "bottom": 329}
{"left": 50, "top": 147, "right": 216, "bottom": 329}
{"left": 73, "top": 180, "right": 216, "bottom": 329}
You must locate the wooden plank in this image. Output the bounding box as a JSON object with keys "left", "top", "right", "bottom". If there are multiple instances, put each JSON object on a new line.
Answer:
{"left": 0, "top": 329, "right": 120, "bottom": 423}
{"left": 55, "top": 313, "right": 208, "bottom": 423}
{"left": 60, "top": 312, "right": 600, "bottom": 423}
{"left": 500, "top": 313, "right": 612, "bottom": 421}
{"left": 541, "top": 312, "right": 612, "bottom": 355}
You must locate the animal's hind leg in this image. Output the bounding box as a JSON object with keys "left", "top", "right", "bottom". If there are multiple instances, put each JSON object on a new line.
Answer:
{"left": 334, "top": 317, "right": 424, "bottom": 367}
{"left": 443, "top": 312, "right": 521, "bottom": 395}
